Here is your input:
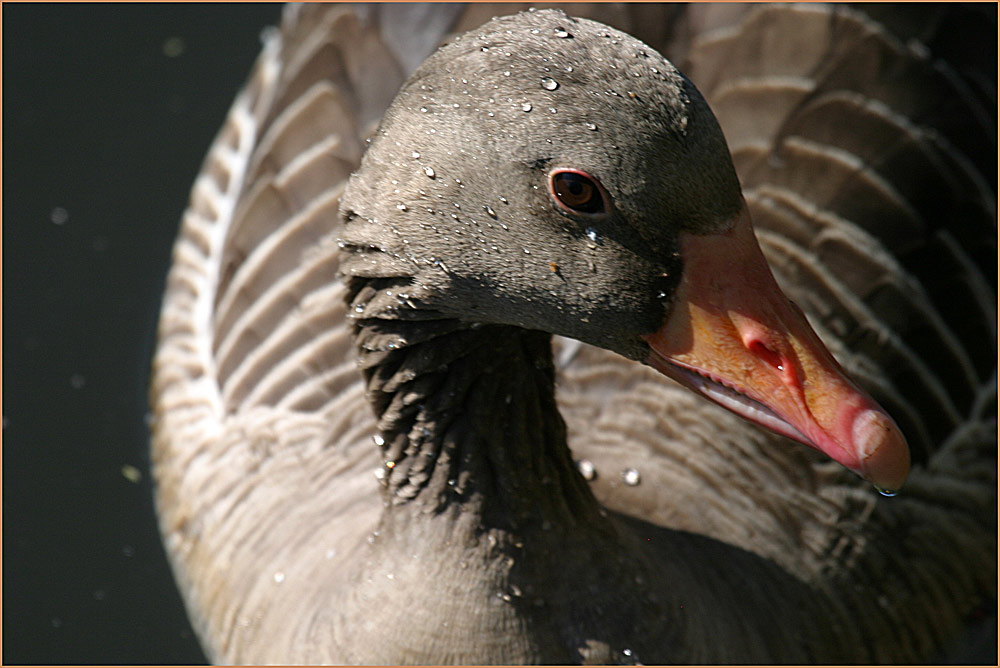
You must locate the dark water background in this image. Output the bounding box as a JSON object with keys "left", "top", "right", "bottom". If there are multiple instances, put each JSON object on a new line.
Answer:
{"left": 4, "top": 4, "right": 282, "bottom": 663}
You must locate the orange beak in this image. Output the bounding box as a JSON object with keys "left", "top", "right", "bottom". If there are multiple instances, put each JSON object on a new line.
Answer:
{"left": 644, "top": 205, "right": 910, "bottom": 493}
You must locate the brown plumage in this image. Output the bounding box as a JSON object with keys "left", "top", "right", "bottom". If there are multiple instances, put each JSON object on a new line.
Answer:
{"left": 151, "top": 4, "right": 995, "bottom": 663}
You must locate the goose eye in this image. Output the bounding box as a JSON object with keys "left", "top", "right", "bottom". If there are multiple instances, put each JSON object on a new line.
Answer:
{"left": 549, "top": 169, "right": 608, "bottom": 215}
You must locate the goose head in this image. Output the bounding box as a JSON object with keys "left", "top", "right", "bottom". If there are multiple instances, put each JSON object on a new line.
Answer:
{"left": 339, "top": 10, "right": 910, "bottom": 492}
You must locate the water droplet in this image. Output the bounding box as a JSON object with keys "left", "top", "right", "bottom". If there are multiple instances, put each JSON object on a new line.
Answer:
{"left": 585, "top": 122, "right": 597, "bottom": 131}
{"left": 411, "top": 151, "right": 420, "bottom": 159}
{"left": 621, "top": 468, "right": 641, "bottom": 486}
{"left": 499, "top": 195, "right": 508, "bottom": 204}
{"left": 585, "top": 228, "right": 601, "bottom": 244}
{"left": 423, "top": 166, "right": 436, "bottom": 178}
{"left": 554, "top": 27, "right": 572, "bottom": 38}
{"left": 541, "top": 77, "right": 559, "bottom": 91}
{"left": 875, "top": 485, "right": 898, "bottom": 497}
{"left": 273, "top": 571, "right": 285, "bottom": 584}
{"left": 577, "top": 459, "right": 597, "bottom": 481}
{"left": 50, "top": 207, "right": 69, "bottom": 225}
{"left": 484, "top": 205, "right": 497, "bottom": 219}
{"left": 120, "top": 464, "right": 142, "bottom": 484}
{"left": 419, "top": 106, "right": 428, "bottom": 113}
{"left": 521, "top": 102, "right": 532, "bottom": 112}
{"left": 354, "top": 304, "right": 365, "bottom": 314}
{"left": 162, "top": 36, "right": 186, "bottom": 57}
{"left": 502, "top": 70, "right": 511, "bottom": 77}
{"left": 396, "top": 203, "right": 408, "bottom": 211}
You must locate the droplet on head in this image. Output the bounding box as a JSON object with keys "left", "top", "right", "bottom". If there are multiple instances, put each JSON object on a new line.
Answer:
{"left": 521, "top": 102, "right": 533, "bottom": 112}
{"left": 875, "top": 485, "right": 898, "bottom": 497}
{"left": 554, "top": 27, "right": 572, "bottom": 38}
{"left": 621, "top": 468, "right": 641, "bottom": 486}
{"left": 541, "top": 77, "right": 559, "bottom": 91}
{"left": 423, "top": 166, "right": 436, "bottom": 178}
{"left": 577, "top": 459, "right": 597, "bottom": 481}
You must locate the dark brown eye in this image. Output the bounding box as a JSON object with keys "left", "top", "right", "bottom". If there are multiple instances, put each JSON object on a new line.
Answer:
{"left": 549, "top": 169, "right": 608, "bottom": 215}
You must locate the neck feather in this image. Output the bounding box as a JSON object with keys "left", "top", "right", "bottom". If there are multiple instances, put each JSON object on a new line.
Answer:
{"left": 348, "top": 276, "right": 603, "bottom": 530}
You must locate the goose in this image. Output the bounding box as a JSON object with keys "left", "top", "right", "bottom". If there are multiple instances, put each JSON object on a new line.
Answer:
{"left": 150, "top": 4, "right": 996, "bottom": 664}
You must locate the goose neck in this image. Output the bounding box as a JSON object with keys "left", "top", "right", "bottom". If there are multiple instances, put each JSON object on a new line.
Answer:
{"left": 354, "top": 311, "right": 605, "bottom": 530}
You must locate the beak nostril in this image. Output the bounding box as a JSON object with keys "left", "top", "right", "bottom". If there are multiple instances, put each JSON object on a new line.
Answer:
{"left": 748, "top": 339, "right": 784, "bottom": 372}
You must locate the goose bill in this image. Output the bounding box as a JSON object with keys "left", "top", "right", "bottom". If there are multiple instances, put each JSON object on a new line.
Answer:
{"left": 642, "top": 207, "right": 910, "bottom": 492}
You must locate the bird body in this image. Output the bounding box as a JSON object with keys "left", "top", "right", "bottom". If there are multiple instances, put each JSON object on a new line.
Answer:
{"left": 151, "top": 4, "right": 995, "bottom": 663}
